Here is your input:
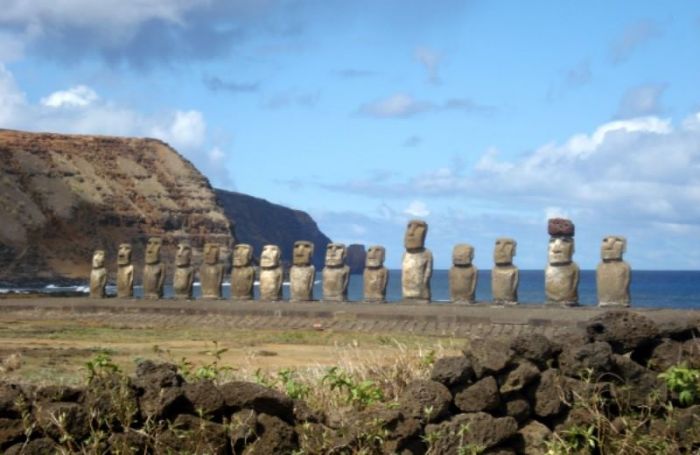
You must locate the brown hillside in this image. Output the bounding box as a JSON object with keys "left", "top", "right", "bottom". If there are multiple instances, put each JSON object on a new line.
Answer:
{"left": 0, "top": 129, "right": 234, "bottom": 284}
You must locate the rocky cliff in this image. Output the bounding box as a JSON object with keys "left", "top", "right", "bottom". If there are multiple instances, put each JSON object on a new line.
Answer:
{"left": 0, "top": 129, "right": 234, "bottom": 284}
{"left": 215, "top": 189, "right": 331, "bottom": 269}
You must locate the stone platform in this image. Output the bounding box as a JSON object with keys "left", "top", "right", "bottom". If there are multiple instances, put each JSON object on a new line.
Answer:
{"left": 1, "top": 297, "right": 698, "bottom": 339}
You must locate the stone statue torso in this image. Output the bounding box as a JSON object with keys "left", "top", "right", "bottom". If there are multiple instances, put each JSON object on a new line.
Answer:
{"left": 492, "top": 265, "right": 518, "bottom": 304}
{"left": 200, "top": 264, "right": 224, "bottom": 299}
{"left": 323, "top": 265, "right": 349, "bottom": 301}
{"left": 231, "top": 266, "right": 256, "bottom": 300}
{"left": 545, "top": 262, "right": 579, "bottom": 305}
{"left": 290, "top": 265, "right": 315, "bottom": 301}
{"left": 117, "top": 265, "right": 134, "bottom": 298}
{"left": 449, "top": 265, "right": 478, "bottom": 303}
{"left": 402, "top": 250, "right": 433, "bottom": 301}
{"left": 363, "top": 267, "right": 388, "bottom": 302}
{"left": 173, "top": 267, "right": 194, "bottom": 299}
{"left": 143, "top": 263, "right": 165, "bottom": 299}
{"left": 90, "top": 268, "right": 107, "bottom": 298}
{"left": 259, "top": 267, "right": 283, "bottom": 301}
{"left": 596, "top": 261, "right": 630, "bottom": 307}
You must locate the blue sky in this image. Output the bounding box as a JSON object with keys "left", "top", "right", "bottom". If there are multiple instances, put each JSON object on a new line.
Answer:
{"left": 1, "top": 1, "right": 699, "bottom": 270}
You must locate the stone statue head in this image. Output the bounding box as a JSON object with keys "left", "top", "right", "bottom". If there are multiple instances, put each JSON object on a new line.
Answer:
{"left": 92, "top": 250, "right": 105, "bottom": 268}
{"left": 293, "top": 241, "right": 314, "bottom": 266}
{"left": 365, "top": 245, "right": 386, "bottom": 268}
{"left": 325, "top": 243, "right": 347, "bottom": 267}
{"left": 494, "top": 238, "right": 516, "bottom": 266}
{"left": 548, "top": 237, "right": 574, "bottom": 265}
{"left": 452, "top": 244, "right": 474, "bottom": 266}
{"left": 175, "top": 243, "right": 192, "bottom": 267}
{"left": 117, "top": 243, "right": 132, "bottom": 266}
{"left": 203, "top": 243, "right": 220, "bottom": 265}
{"left": 260, "top": 245, "right": 281, "bottom": 268}
{"left": 145, "top": 237, "right": 162, "bottom": 265}
{"left": 404, "top": 219, "right": 428, "bottom": 251}
{"left": 601, "top": 235, "right": 626, "bottom": 261}
{"left": 233, "top": 244, "right": 253, "bottom": 267}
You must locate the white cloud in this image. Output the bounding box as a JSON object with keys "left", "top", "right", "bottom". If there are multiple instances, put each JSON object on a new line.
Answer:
{"left": 415, "top": 46, "right": 441, "bottom": 84}
{"left": 404, "top": 200, "right": 430, "bottom": 217}
{"left": 166, "top": 110, "right": 206, "bottom": 149}
{"left": 359, "top": 93, "right": 431, "bottom": 118}
{"left": 41, "top": 85, "right": 99, "bottom": 108}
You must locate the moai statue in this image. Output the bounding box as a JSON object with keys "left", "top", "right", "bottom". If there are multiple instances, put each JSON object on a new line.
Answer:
{"left": 492, "top": 238, "right": 519, "bottom": 305}
{"left": 290, "top": 241, "right": 315, "bottom": 302}
{"left": 259, "top": 245, "right": 283, "bottom": 301}
{"left": 449, "top": 244, "right": 478, "bottom": 304}
{"left": 173, "top": 243, "right": 195, "bottom": 299}
{"left": 89, "top": 249, "right": 107, "bottom": 298}
{"left": 597, "top": 236, "right": 631, "bottom": 307}
{"left": 231, "top": 244, "right": 255, "bottom": 300}
{"left": 401, "top": 220, "right": 433, "bottom": 303}
{"left": 200, "top": 243, "right": 224, "bottom": 299}
{"left": 323, "top": 243, "right": 350, "bottom": 301}
{"left": 545, "top": 218, "right": 579, "bottom": 306}
{"left": 363, "top": 245, "right": 388, "bottom": 303}
{"left": 116, "top": 243, "right": 134, "bottom": 298}
{"left": 143, "top": 237, "right": 165, "bottom": 299}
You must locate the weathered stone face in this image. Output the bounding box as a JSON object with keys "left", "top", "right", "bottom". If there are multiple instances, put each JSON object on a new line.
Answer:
{"left": 365, "top": 245, "right": 386, "bottom": 268}
{"left": 404, "top": 220, "right": 427, "bottom": 251}
{"left": 203, "top": 243, "right": 220, "bottom": 265}
{"left": 233, "top": 244, "right": 253, "bottom": 267}
{"left": 117, "top": 244, "right": 132, "bottom": 265}
{"left": 548, "top": 237, "right": 574, "bottom": 265}
{"left": 260, "top": 245, "right": 281, "bottom": 268}
{"left": 494, "top": 238, "right": 516, "bottom": 266}
{"left": 325, "top": 243, "right": 346, "bottom": 268}
{"left": 601, "top": 235, "right": 626, "bottom": 261}
{"left": 452, "top": 244, "right": 474, "bottom": 266}
{"left": 175, "top": 243, "right": 192, "bottom": 267}
{"left": 145, "top": 238, "right": 162, "bottom": 265}
{"left": 293, "top": 241, "right": 314, "bottom": 266}
{"left": 92, "top": 250, "right": 105, "bottom": 269}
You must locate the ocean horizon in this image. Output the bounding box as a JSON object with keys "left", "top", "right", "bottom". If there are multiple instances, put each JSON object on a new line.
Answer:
{"left": 2, "top": 269, "right": 698, "bottom": 310}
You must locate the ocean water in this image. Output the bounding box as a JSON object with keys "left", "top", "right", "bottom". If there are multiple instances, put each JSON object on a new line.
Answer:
{"left": 3, "top": 270, "right": 698, "bottom": 309}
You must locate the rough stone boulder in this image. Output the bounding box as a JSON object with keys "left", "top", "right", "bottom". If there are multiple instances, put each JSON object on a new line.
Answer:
{"left": 558, "top": 341, "right": 613, "bottom": 379}
{"left": 648, "top": 338, "right": 684, "bottom": 372}
{"left": 5, "top": 438, "right": 57, "bottom": 455}
{"left": 219, "top": 381, "right": 294, "bottom": 424}
{"left": 183, "top": 380, "right": 226, "bottom": 418}
{"left": 399, "top": 380, "right": 452, "bottom": 423}
{"left": 157, "top": 414, "right": 229, "bottom": 455}
{"left": 517, "top": 419, "right": 552, "bottom": 455}
{"left": 510, "top": 333, "right": 561, "bottom": 369}
{"left": 499, "top": 361, "right": 540, "bottom": 394}
{"left": 0, "top": 383, "right": 26, "bottom": 418}
{"left": 611, "top": 354, "right": 666, "bottom": 407}
{"left": 34, "top": 385, "right": 83, "bottom": 403}
{"left": 454, "top": 376, "right": 501, "bottom": 413}
{"left": 502, "top": 395, "right": 531, "bottom": 423}
{"left": 463, "top": 337, "right": 514, "bottom": 378}
{"left": 586, "top": 311, "right": 658, "bottom": 353}
{"left": 425, "top": 412, "right": 518, "bottom": 452}
{"left": 35, "top": 402, "right": 90, "bottom": 441}
{"left": 243, "top": 413, "right": 298, "bottom": 455}
{"left": 529, "top": 369, "right": 571, "bottom": 418}
{"left": 133, "top": 360, "right": 184, "bottom": 389}
{"left": 0, "top": 418, "right": 24, "bottom": 449}
{"left": 430, "top": 356, "right": 474, "bottom": 388}
{"left": 548, "top": 218, "right": 575, "bottom": 236}
{"left": 108, "top": 430, "right": 148, "bottom": 454}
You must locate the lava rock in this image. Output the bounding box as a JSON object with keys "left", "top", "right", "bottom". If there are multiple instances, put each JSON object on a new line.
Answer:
{"left": 430, "top": 356, "right": 474, "bottom": 387}
{"left": 548, "top": 218, "right": 575, "bottom": 237}
{"left": 502, "top": 395, "right": 531, "bottom": 423}
{"left": 558, "top": 341, "right": 613, "bottom": 379}
{"left": 510, "top": 333, "right": 561, "bottom": 369}
{"left": 5, "top": 438, "right": 57, "bottom": 455}
{"left": 454, "top": 376, "right": 501, "bottom": 413}
{"left": 35, "top": 402, "right": 90, "bottom": 441}
{"left": 244, "top": 413, "right": 298, "bottom": 454}
{"left": 648, "top": 338, "right": 684, "bottom": 372}
{"left": 219, "top": 381, "right": 294, "bottom": 424}
{"left": 0, "top": 383, "right": 25, "bottom": 418}
{"left": 517, "top": 419, "right": 552, "bottom": 455}
{"left": 0, "top": 418, "right": 24, "bottom": 449}
{"left": 463, "top": 338, "right": 514, "bottom": 378}
{"left": 183, "top": 380, "right": 226, "bottom": 418}
{"left": 530, "top": 369, "right": 571, "bottom": 418}
{"left": 586, "top": 311, "right": 658, "bottom": 353}
{"left": 499, "top": 361, "right": 540, "bottom": 394}
{"left": 611, "top": 354, "right": 666, "bottom": 407}
{"left": 158, "top": 414, "right": 229, "bottom": 455}
{"left": 425, "top": 412, "right": 518, "bottom": 452}
{"left": 399, "top": 380, "right": 452, "bottom": 423}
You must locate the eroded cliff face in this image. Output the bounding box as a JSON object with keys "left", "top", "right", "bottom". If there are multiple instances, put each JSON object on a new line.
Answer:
{"left": 0, "top": 129, "right": 233, "bottom": 284}
{"left": 215, "top": 189, "right": 331, "bottom": 269}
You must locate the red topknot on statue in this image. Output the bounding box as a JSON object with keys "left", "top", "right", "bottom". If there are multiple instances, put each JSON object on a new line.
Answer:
{"left": 548, "top": 218, "right": 575, "bottom": 237}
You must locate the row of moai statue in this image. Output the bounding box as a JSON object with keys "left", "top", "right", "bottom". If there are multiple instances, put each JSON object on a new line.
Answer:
{"left": 89, "top": 218, "right": 630, "bottom": 306}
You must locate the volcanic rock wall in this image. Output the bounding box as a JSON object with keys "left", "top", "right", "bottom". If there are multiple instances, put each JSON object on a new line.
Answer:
{"left": 0, "top": 129, "right": 234, "bottom": 284}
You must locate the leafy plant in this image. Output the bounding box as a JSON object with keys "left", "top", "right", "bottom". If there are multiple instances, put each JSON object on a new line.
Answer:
{"left": 278, "top": 368, "right": 311, "bottom": 400}
{"left": 322, "top": 366, "right": 384, "bottom": 408}
{"left": 84, "top": 351, "right": 120, "bottom": 381}
{"left": 659, "top": 363, "right": 700, "bottom": 406}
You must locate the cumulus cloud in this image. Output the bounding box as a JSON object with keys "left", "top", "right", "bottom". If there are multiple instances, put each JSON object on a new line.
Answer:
{"left": 415, "top": 46, "right": 442, "bottom": 85}
{"left": 40, "top": 85, "right": 99, "bottom": 108}
{"left": 610, "top": 19, "right": 661, "bottom": 64}
{"left": 615, "top": 83, "right": 667, "bottom": 119}
{"left": 404, "top": 200, "right": 430, "bottom": 217}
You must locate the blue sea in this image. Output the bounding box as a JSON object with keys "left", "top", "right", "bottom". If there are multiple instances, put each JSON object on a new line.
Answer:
{"left": 3, "top": 270, "right": 698, "bottom": 309}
